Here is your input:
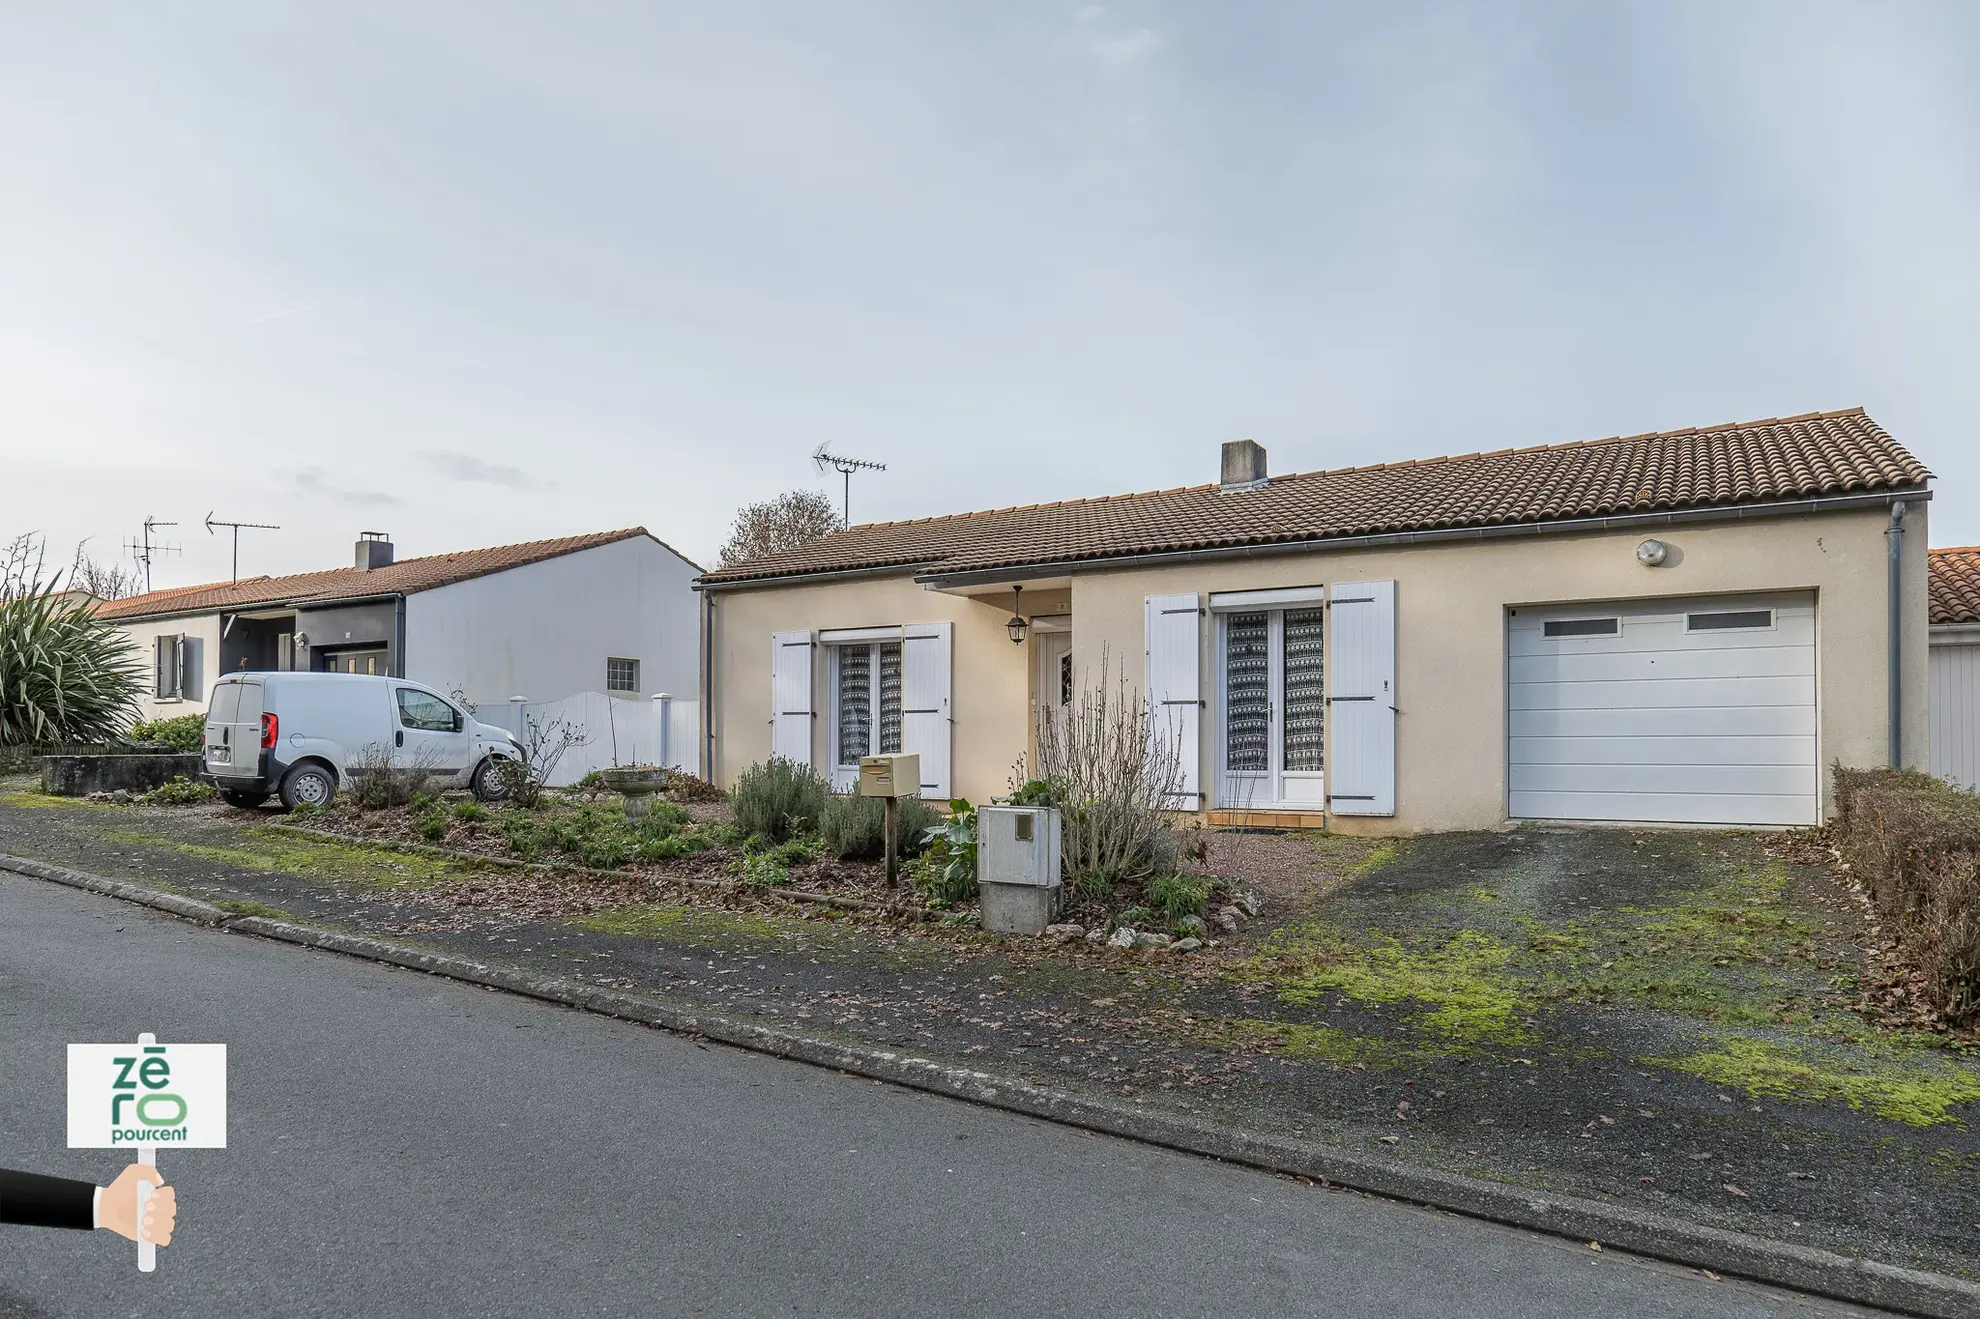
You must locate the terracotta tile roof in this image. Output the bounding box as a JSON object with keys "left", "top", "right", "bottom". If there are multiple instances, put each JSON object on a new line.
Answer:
{"left": 701, "top": 408, "right": 1930, "bottom": 585}
{"left": 96, "top": 529, "right": 662, "bottom": 622}
{"left": 1931, "top": 547, "right": 1980, "bottom": 625}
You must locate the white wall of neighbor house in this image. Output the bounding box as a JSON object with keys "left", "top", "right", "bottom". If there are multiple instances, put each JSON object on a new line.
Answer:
{"left": 1072, "top": 504, "right": 1931, "bottom": 835}
{"left": 1930, "top": 627, "right": 1980, "bottom": 789}
{"left": 405, "top": 535, "right": 701, "bottom": 711}
{"left": 115, "top": 614, "right": 224, "bottom": 722}
{"left": 706, "top": 576, "right": 1039, "bottom": 802}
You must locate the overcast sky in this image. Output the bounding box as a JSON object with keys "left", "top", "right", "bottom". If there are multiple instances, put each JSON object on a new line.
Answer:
{"left": 2, "top": 1, "right": 1975, "bottom": 589}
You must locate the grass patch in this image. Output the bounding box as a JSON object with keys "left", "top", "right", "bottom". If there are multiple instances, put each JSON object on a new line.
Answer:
{"left": 1650, "top": 1037, "right": 1980, "bottom": 1128}
{"left": 573, "top": 901, "right": 815, "bottom": 943}
{"left": 1192, "top": 1014, "right": 1423, "bottom": 1069}
{"left": 0, "top": 788, "right": 115, "bottom": 811}
{"left": 1245, "top": 922, "right": 1535, "bottom": 1045}
{"left": 99, "top": 826, "right": 463, "bottom": 887}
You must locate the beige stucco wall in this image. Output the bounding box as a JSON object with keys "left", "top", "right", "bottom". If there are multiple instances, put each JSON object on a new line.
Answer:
{"left": 707, "top": 504, "right": 1930, "bottom": 832}
{"left": 1073, "top": 503, "right": 1930, "bottom": 833}
{"left": 705, "top": 578, "right": 1063, "bottom": 802}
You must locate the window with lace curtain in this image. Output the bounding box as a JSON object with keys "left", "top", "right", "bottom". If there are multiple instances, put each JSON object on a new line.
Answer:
{"left": 831, "top": 641, "right": 902, "bottom": 766}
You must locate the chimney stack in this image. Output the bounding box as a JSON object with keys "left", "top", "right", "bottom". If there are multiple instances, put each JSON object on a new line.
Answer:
{"left": 355, "top": 531, "right": 394, "bottom": 570}
{"left": 1220, "top": 439, "right": 1268, "bottom": 492}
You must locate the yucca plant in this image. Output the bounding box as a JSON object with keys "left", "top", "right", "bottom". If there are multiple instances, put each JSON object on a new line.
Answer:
{"left": 0, "top": 583, "right": 145, "bottom": 746}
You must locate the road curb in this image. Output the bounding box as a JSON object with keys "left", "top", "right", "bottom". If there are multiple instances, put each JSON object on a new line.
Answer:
{"left": 5, "top": 851, "right": 1975, "bottom": 1318}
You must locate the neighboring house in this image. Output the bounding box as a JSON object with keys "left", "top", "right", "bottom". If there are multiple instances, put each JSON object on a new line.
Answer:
{"left": 98, "top": 529, "right": 701, "bottom": 730}
{"left": 1929, "top": 546, "right": 1980, "bottom": 789}
{"left": 697, "top": 408, "right": 1933, "bottom": 834}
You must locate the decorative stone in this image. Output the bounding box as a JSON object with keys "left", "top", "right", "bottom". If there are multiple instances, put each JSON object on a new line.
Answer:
{"left": 1132, "top": 932, "right": 1172, "bottom": 951}
{"left": 1236, "top": 892, "right": 1264, "bottom": 918}
{"left": 1175, "top": 914, "right": 1206, "bottom": 934}
{"left": 1107, "top": 927, "right": 1137, "bottom": 949}
{"left": 1085, "top": 927, "right": 1108, "bottom": 944}
{"left": 1216, "top": 912, "right": 1240, "bottom": 934}
{"left": 1172, "top": 937, "right": 1203, "bottom": 953}
{"left": 1044, "top": 923, "right": 1086, "bottom": 943}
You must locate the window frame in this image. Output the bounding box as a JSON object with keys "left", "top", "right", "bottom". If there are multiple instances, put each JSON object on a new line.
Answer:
{"left": 826, "top": 640, "right": 904, "bottom": 782}
{"left": 1686, "top": 608, "right": 1775, "bottom": 634}
{"left": 395, "top": 686, "right": 462, "bottom": 733}
{"left": 1214, "top": 605, "right": 1327, "bottom": 808}
{"left": 1542, "top": 617, "right": 1621, "bottom": 639}
{"left": 605, "top": 656, "right": 640, "bottom": 694}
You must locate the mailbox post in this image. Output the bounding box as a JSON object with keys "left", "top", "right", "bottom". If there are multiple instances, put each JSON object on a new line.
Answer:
{"left": 858, "top": 753, "right": 919, "bottom": 887}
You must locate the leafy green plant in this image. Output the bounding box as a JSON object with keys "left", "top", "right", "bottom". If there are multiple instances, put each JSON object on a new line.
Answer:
{"left": 820, "top": 792, "right": 939, "bottom": 861}
{"left": 416, "top": 811, "right": 450, "bottom": 842}
{"left": 451, "top": 799, "right": 489, "bottom": 824}
{"left": 0, "top": 584, "right": 144, "bottom": 746}
{"left": 734, "top": 850, "right": 790, "bottom": 889}
{"left": 288, "top": 800, "right": 324, "bottom": 820}
{"left": 407, "top": 790, "right": 436, "bottom": 814}
{"left": 1149, "top": 873, "right": 1213, "bottom": 921}
{"left": 914, "top": 798, "right": 978, "bottom": 905}
{"left": 129, "top": 714, "right": 204, "bottom": 751}
{"left": 730, "top": 759, "right": 829, "bottom": 843}
{"left": 140, "top": 775, "right": 215, "bottom": 806}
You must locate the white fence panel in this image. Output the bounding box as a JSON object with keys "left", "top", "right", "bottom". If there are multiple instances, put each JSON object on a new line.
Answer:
{"left": 471, "top": 692, "right": 700, "bottom": 787}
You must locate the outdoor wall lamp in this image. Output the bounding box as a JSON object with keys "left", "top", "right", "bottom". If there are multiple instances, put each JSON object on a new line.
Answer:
{"left": 1636, "top": 539, "right": 1669, "bottom": 567}
{"left": 1006, "top": 585, "right": 1028, "bottom": 645}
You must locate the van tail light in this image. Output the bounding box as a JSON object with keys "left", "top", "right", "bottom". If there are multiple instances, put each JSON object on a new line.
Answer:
{"left": 261, "top": 712, "right": 279, "bottom": 750}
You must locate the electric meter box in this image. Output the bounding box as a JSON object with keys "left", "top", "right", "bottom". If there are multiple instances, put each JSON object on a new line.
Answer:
{"left": 858, "top": 753, "right": 920, "bottom": 799}
{"left": 978, "top": 806, "right": 1061, "bottom": 888}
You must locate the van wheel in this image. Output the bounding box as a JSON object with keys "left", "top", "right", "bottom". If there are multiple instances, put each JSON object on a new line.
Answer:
{"left": 471, "top": 757, "right": 513, "bottom": 803}
{"left": 219, "top": 789, "right": 269, "bottom": 810}
{"left": 280, "top": 763, "right": 337, "bottom": 810}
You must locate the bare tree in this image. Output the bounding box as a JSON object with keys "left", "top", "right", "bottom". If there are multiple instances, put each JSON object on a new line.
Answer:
{"left": 69, "top": 542, "right": 143, "bottom": 600}
{"left": 717, "top": 489, "right": 842, "bottom": 567}
{"left": 1, "top": 533, "right": 48, "bottom": 602}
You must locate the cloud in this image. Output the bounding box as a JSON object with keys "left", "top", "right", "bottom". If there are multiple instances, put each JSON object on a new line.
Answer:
{"left": 1073, "top": 6, "right": 1162, "bottom": 69}
{"left": 241, "top": 303, "right": 318, "bottom": 326}
{"left": 293, "top": 467, "right": 400, "bottom": 506}
{"left": 420, "top": 450, "right": 536, "bottom": 489}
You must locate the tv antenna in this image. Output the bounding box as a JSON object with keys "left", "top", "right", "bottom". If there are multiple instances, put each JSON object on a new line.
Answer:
{"left": 811, "top": 445, "right": 887, "bottom": 527}
{"left": 205, "top": 513, "right": 281, "bottom": 582}
{"left": 122, "top": 517, "right": 180, "bottom": 594}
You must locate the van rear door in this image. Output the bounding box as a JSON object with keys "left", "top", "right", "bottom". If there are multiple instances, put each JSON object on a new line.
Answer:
{"left": 229, "top": 681, "right": 267, "bottom": 779}
{"left": 203, "top": 681, "right": 243, "bottom": 776}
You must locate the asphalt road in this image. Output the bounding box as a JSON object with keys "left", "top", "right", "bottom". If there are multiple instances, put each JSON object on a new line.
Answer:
{"left": 0, "top": 874, "right": 1879, "bottom": 1319}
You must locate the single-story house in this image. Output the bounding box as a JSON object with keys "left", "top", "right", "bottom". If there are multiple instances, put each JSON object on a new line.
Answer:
{"left": 99, "top": 529, "right": 701, "bottom": 726}
{"left": 696, "top": 407, "right": 1932, "bottom": 833}
{"left": 1929, "top": 546, "right": 1980, "bottom": 788}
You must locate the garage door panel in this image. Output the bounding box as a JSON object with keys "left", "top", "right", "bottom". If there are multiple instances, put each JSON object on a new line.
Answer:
{"left": 1508, "top": 789, "right": 1818, "bottom": 827}
{"left": 1509, "top": 734, "right": 1816, "bottom": 767}
{"left": 1511, "top": 675, "right": 1814, "bottom": 711}
{"left": 1508, "top": 592, "right": 1816, "bottom": 826}
{"left": 1511, "top": 761, "right": 1817, "bottom": 796}
{"left": 1509, "top": 645, "right": 1812, "bottom": 685}
{"left": 1511, "top": 705, "right": 1812, "bottom": 739}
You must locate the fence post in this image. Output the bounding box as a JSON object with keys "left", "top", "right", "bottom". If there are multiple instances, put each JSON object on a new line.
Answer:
{"left": 510, "top": 696, "right": 527, "bottom": 742}
{"left": 654, "top": 693, "right": 672, "bottom": 768}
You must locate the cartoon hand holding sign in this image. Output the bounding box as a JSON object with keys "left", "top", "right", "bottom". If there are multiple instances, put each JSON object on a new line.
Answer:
{"left": 65, "top": 1032, "right": 225, "bottom": 1270}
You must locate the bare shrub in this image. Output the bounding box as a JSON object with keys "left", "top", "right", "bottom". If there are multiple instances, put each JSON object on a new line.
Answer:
{"left": 1029, "top": 649, "right": 1187, "bottom": 896}
{"left": 346, "top": 741, "right": 446, "bottom": 810}
{"left": 494, "top": 711, "right": 589, "bottom": 808}
{"left": 717, "top": 489, "right": 841, "bottom": 566}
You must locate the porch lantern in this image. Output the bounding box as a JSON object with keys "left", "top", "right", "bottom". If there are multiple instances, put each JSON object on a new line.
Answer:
{"left": 1006, "top": 585, "right": 1028, "bottom": 645}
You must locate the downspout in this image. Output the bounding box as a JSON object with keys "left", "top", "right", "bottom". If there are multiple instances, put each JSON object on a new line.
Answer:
{"left": 394, "top": 595, "right": 408, "bottom": 679}
{"left": 703, "top": 591, "right": 717, "bottom": 784}
{"left": 1887, "top": 500, "right": 1906, "bottom": 768}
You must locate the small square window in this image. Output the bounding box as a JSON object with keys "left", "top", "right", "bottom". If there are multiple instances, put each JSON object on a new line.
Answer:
{"left": 606, "top": 657, "right": 639, "bottom": 693}
{"left": 1543, "top": 618, "right": 1619, "bottom": 638}
{"left": 1688, "top": 610, "right": 1773, "bottom": 632}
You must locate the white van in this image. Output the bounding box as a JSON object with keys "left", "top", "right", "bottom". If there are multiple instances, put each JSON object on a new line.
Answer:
{"left": 201, "top": 673, "right": 523, "bottom": 809}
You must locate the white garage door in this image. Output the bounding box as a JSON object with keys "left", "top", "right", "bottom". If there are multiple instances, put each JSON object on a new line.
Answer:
{"left": 1930, "top": 637, "right": 1980, "bottom": 789}
{"left": 1508, "top": 593, "right": 1818, "bottom": 826}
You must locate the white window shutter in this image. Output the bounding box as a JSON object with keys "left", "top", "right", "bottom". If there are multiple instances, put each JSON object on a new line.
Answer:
{"left": 901, "top": 621, "right": 953, "bottom": 799}
{"left": 1328, "top": 580, "right": 1397, "bottom": 816}
{"left": 155, "top": 635, "right": 181, "bottom": 699}
{"left": 1144, "top": 594, "right": 1202, "bottom": 808}
{"left": 178, "top": 636, "right": 201, "bottom": 703}
{"left": 770, "top": 631, "right": 814, "bottom": 766}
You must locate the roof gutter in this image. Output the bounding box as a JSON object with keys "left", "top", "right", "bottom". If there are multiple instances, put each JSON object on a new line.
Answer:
{"left": 912, "top": 487, "right": 1933, "bottom": 591}
{"left": 96, "top": 591, "right": 411, "bottom": 627}
{"left": 696, "top": 562, "right": 944, "bottom": 595}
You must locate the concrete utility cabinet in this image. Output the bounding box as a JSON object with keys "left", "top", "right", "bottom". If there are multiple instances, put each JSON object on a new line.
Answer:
{"left": 977, "top": 805, "right": 1062, "bottom": 936}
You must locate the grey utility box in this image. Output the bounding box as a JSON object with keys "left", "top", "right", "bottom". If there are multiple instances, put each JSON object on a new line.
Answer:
{"left": 977, "top": 805, "right": 1062, "bottom": 936}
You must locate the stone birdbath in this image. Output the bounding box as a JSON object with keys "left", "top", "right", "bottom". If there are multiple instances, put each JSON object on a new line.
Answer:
{"left": 595, "top": 766, "right": 669, "bottom": 821}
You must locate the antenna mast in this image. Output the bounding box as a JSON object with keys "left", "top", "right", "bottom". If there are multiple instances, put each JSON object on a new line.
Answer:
{"left": 122, "top": 517, "right": 180, "bottom": 594}
{"left": 811, "top": 445, "right": 887, "bottom": 527}
{"left": 205, "top": 513, "right": 281, "bottom": 582}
